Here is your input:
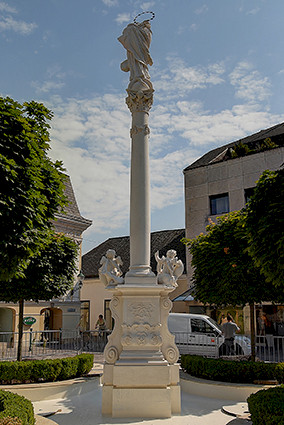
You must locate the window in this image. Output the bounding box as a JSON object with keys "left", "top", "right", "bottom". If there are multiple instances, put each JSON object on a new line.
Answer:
{"left": 104, "top": 299, "right": 113, "bottom": 330}
{"left": 80, "top": 301, "right": 90, "bottom": 331}
{"left": 191, "top": 318, "right": 214, "bottom": 334}
{"left": 209, "top": 193, "right": 229, "bottom": 215}
{"left": 244, "top": 187, "right": 255, "bottom": 204}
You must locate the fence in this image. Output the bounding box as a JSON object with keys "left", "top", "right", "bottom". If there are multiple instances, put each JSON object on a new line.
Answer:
{"left": 172, "top": 332, "right": 283, "bottom": 362}
{"left": 0, "top": 330, "right": 283, "bottom": 363}
{"left": 0, "top": 329, "right": 109, "bottom": 361}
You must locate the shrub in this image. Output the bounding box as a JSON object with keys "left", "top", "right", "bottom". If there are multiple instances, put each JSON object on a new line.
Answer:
{"left": 0, "top": 354, "right": 94, "bottom": 384}
{"left": 31, "top": 359, "right": 62, "bottom": 382}
{"left": 247, "top": 385, "right": 284, "bottom": 425}
{"left": 77, "top": 353, "right": 94, "bottom": 376}
{"left": 0, "top": 417, "right": 22, "bottom": 425}
{"left": 57, "top": 357, "right": 79, "bottom": 380}
{"left": 275, "top": 363, "right": 284, "bottom": 384}
{"left": 0, "top": 390, "right": 34, "bottom": 425}
{"left": 180, "top": 355, "right": 282, "bottom": 384}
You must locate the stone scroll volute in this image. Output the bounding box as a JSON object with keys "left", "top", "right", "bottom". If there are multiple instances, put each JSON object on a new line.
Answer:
{"left": 160, "top": 296, "right": 179, "bottom": 364}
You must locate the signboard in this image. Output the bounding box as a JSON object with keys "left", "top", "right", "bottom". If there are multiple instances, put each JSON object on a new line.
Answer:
{"left": 23, "top": 316, "right": 36, "bottom": 326}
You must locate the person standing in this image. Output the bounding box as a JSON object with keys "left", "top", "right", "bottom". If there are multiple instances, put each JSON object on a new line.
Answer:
{"left": 221, "top": 314, "right": 240, "bottom": 355}
{"left": 95, "top": 314, "right": 106, "bottom": 335}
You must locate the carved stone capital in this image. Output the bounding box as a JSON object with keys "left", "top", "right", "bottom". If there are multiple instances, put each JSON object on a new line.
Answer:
{"left": 130, "top": 124, "right": 150, "bottom": 139}
{"left": 126, "top": 89, "right": 154, "bottom": 113}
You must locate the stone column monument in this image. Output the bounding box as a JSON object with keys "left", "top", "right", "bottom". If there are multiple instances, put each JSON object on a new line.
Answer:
{"left": 101, "top": 13, "right": 181, "bottom": 418}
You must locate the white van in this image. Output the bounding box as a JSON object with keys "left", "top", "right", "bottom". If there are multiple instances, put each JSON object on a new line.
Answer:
{"left": 168, "top": 313, "right": 251, "bottom": 357}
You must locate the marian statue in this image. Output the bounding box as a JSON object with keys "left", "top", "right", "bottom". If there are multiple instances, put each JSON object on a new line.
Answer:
{"left": 118, "top": 19, "right": 153, "bottom": 92}
{"left": 99, "top": 249, "right": 124, "bottom": 287}
{"left": 155, "top": 250, "right": 184, "bottom": 287}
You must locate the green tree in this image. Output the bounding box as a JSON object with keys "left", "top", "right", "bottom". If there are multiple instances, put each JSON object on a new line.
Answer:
{"left": 0, "top": 96, "right": 67, "bottom": 281}
{"left": 183, "top": 212, "right": 284, "bottom": 360}
{"left": 0, "top": 231, "right": 78, "bottom": 360}
{"left": 246, "top": 169, "right": 284, "bottom": 287}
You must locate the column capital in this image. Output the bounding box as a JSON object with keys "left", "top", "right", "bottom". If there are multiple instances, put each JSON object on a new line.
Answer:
{"left": 126, "top": 89, "right": 154, "bottom": 113}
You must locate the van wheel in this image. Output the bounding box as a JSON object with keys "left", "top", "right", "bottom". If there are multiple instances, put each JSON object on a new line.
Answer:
{"left": 235, "top": 344, "right": 244, "bottom": 355}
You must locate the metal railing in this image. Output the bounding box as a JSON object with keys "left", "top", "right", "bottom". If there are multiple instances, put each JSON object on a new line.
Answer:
{"left": 256, "top": 334, "right": 284, "bottom": 362}
{"left": 172, "top": 332, "right": 284, "bottom": 362}
{"left": 0, "top": 329, "right": 109, "bottom": 360}
{"left": 0, "top": 330, "right": 282, "bottom": 362}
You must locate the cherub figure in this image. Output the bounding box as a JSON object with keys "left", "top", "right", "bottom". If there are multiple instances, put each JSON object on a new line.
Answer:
{"left": 155, "top": 250, "right": 184, "bottom": 287}
{"left": 99, "top": 249, "right": 124, "bottom": 287}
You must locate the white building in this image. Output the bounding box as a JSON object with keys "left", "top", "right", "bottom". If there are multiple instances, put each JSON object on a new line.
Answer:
{"left": 182, "top": 122, "right": 284, "bottom": 332}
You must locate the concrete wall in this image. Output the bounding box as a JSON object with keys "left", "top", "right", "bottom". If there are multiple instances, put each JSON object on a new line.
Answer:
{"left": 81, "top": 278, "right": 112, "bottom": 329}
{"left": 184, "top": 147, "right": 284, "bottom": 275}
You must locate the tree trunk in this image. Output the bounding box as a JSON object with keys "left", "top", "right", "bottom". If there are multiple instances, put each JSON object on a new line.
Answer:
{"left": 17, "top": 298, "right": 24, "bottom": 361}
{"left": 250, "top": 302, "right": 256, "bottom": 362}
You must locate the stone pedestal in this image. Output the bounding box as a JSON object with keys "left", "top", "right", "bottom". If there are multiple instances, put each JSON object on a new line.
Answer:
{"left": 102, "top": 284, "right": 181, "bottom": 418}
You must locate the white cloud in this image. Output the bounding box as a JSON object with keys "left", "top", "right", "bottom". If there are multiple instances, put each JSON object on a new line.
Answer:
{"left": 140, "top": 2, "right": 155, "bottom": 10}
{"left": 32, "top": 66, "right": 66, "bottom": 94}
{"left": 229, "top": 61, "right": 271, "bottom": 103}
{"left": 153, "top": 58, "right": 225, "bottom": 98}
{"left": 115, "top": 13, "right": 131, "bottom": 25}
{"left": 102, "top": 0, "right": 118, "bottom": 6}
{"left": 247, "top": 8, "right": 260, "bottom": 15}
{"left": 0, "top": 15, "right": 37, "bottom": 34}
{"left": 46, "top": 58, "right": 282, "bottom": 243}
{"left": 32, "top": 80, "right": 65, "bottom": 94}
{"left": 0, "top": 2, "right": 17, "bottom": 13}
{"left": 195, "top": 4, "right": 208, "bottom": 15}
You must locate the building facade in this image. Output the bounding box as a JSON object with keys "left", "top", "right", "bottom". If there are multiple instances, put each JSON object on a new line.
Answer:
{"left": 0, "top": 176, "right": 92, "bottom": 337}
{"left": 183, "top": 122, "right": 284, "bottom": 334}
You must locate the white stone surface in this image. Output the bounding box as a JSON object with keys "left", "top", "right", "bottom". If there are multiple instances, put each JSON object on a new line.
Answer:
{"left": 103, "top": 19, "right": 181, "bottom": 418}
{"left": 99, "top": 249, "right": 124, "bottom": 287}
{"left": 32, "top": 379, "right": 253, "bottom": 424}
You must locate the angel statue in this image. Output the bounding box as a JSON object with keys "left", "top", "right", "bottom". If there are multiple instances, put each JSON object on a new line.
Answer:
{"left": 118, "top": 18, "right": 153, "bottom": 92}
{"left": 155, "top": 250, "right": 184, "bottom": 287}
{"left": 99, "top": 249, "right": 124, "bottom": 287}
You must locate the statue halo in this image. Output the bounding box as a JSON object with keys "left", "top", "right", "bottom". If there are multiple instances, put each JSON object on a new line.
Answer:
{"left": 133, "top": 11, "right": 155, "bottom": 24}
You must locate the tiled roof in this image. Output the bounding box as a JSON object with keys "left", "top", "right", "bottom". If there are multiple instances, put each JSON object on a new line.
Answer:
{"left": 184, "top": 122, "right": 284, "bottom": 172}
{"left": 82, "top": 228, "right": 186, "bottom": 278}
{"left": 55, "top": 175, "right": 91, "bottom": 226}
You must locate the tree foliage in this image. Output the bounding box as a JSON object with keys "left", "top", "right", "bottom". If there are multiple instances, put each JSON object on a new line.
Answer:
{"left": 183, "top": 212, "right": 284, "bottom": 307}
{"left": 0, "top": 231, "right": 78, "bottom": 303}
{"left": 246, "top": 169, "right": 284, "bottom": 287}
{"left": 0, "top": 97, "right": 67, "bottom": 281}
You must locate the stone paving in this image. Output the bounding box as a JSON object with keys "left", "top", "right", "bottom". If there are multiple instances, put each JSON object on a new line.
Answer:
{"left": 32, "top": 353, "right": 252, "bottom": 425}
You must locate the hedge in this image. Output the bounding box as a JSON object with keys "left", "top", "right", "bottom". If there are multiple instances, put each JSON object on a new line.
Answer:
{"left": 180, "top": 355, "right": 284, "bottom": 384}
{"left": 0, "top": 353, "right": 94, "bottom": 385}
{"left": 247, "top": 385, "right": 284, "bottom": 425}
{"left": 0, "top": 390, "right": 35, "bottom": 425}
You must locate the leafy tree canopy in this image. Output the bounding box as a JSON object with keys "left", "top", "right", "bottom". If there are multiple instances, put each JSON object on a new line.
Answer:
{"left": 183, "top": 211, "right": 284, "bottom": 307}
{"left": 0, "top": 231, "right": 78, "bottom": 303}
{"left": 0, "top": 97, "right": 67, "bottom": 281}
{"left": 246, "top": 168, "right": 284, "bottom": 287}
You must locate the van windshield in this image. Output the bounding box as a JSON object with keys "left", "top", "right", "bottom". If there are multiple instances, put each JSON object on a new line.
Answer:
{"left": 207, "top": 317, "right": 222, "bottom": 332}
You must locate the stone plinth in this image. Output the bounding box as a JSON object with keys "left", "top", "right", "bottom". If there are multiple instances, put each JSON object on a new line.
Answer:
{"left": 102, "top": 284, "right": 181, "bottom": 418}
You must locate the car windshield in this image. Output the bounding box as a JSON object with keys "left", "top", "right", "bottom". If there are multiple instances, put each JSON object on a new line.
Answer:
{"left": 207, "top": 317, "right": 222, "bottom": 332}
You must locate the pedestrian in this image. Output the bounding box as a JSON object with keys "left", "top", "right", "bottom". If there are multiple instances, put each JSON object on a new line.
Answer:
{"left": 95, "top": 314, "right": 106, "bottom": 336}
{"left": 221, "top": 313, "right": 240, "bottom": 355}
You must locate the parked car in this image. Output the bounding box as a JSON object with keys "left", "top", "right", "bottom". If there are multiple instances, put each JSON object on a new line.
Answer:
{"left": 168, "top": 313, "right": 251, "bottom": 357}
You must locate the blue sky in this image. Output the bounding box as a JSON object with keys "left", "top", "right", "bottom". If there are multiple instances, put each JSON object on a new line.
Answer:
{"left": 1, "top": 0, "right": 284, "bottom": 254}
